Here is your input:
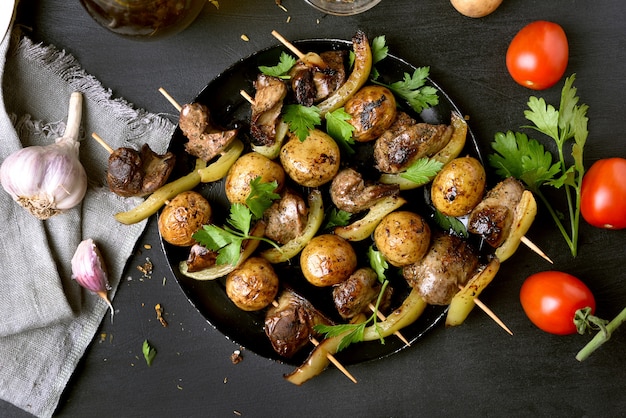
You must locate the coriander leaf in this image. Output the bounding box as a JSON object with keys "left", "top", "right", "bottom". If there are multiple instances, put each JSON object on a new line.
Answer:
{"left": 325, "top": 108, "right": 355, "bottom": 154}
{"left": 258, "top": 52, "right": 297, "bottom": 79}
{"left": 400, "top": 158, "right": 443, "bottom": 185}
{"left": 142, "top": 339, "right": 157, "bottom": 366}
{"left": 380, "top": 67, "right": 439, "bottom": 113}
{"left": 246, "top": 177, "right": 280, "bottom": 219}
{"left": 488, "top": 131, "right": 561, "bottom": 191}
{"left": 433, "top": 210, "right": 468, "bottom": 238}
{"left": 282, "top": 104, "right": 321, "bottom": 141}
{"left": 323, "top": 207, "right": 352, "bottom": 230}
{"left": 368, "top": 245, "right": 388, "bottom": 282}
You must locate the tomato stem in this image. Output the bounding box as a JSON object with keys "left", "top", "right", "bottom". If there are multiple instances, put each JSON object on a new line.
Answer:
{"left": 576, "top": 306, "right": 626, "bottom": 361}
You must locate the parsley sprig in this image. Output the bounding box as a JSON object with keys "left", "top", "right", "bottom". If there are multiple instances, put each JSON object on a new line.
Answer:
{"left": 488, "top": 74, "right": 589, "bottom": 257}
{"left": 192, "top": 177, "right": 280, "bottom": 265}
{"left": 258, "top": 52, "right": 297, "bottom": 79}
{"left": 314, "top": 246, "right": 389, "bottom": 352}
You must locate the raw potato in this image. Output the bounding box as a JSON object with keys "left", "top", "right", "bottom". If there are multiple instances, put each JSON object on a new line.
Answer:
{"left": 226, "top": 257, "right": 279, "bottom": 311}
{"left": 224, "top": 151, "right": 285, "bottom": 205}
{"left": 280, "top": 129, "right": 340, "bottom": 187}
{"left": 450, "top": 0, "right": 503, "bottom": 18}
{"left": 300, "top": 234, "right": 357, "bottom": 287}
{"left": 158, "top": 191, "right": 212, "bottom": 247}
{"left": 431, "top": 156, "right": 486, "bottom": 217}
{"left": 374, "top": 211, "right": 431, "bottom": 267}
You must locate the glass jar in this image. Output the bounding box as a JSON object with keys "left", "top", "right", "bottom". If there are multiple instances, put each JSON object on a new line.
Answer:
{"left": 304, "top": 0, "right": 381, "bottom": 16}
{"left": 80, "top": 0, "right": 206, "bottom": 40}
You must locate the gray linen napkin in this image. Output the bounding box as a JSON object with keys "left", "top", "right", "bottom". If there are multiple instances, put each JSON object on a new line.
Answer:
{"left": 0, "top": 29, "right": 175, "bottom": 417}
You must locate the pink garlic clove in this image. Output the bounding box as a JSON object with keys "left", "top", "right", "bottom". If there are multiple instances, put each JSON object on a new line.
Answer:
{"left": 71, "top": 238, "right": 114, "bottom": 321}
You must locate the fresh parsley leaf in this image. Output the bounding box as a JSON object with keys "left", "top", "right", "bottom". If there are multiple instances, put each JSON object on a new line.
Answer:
{"left": 433, "top": 210, "right": 468, "bottom": 238}
{"left": 368, "top": 245, "right": 388, "bottom": 282}
{"left": 323, "top": 207, "right": 352, "bottom": 230}
{"left": 227, "top": 203, "right": 253, "bottom": 236}
{"left": 246, "top": 177, "right": 280, "bottom": 219}
{"left": 369, "top": 35, "right": 389, "bottom": 80}
{"left": 325, "top": 108, "right": 356, "bottom": 154}
{"left": 142, "top": 339, "right": 157, "bottom": 366}
{"left": 488, "top": 74, "right": 589, "bottom": 257}
{"left": 379, "top": 67, "right": 439, "bottom": 113}
{"left": 258, "top": 52, "right": 297, "bottom": 79}
{"left": 489, "top": 131, "right": 561, "bottom": 192}
{"left": 400, "top": 158, "right": 443, "bottom": 185}
{"left": 314, "top": 323, "right": 366, "bottom": 352}
{"left": 282, "top": 104, "right": 321, "bottom": 141}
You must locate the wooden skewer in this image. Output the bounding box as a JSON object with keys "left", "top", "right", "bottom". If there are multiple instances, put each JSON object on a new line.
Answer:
{"left": 159, "top": 87, "right": 182, "bottom": 112}
{"left": 458, "top": 285, "right": 513, "bottom": 336}
{"left": 91, "top": 132, "right": 114, "bottom": 154}
{"left": 310, "top": 336, "right": 357, "bottom": 384}
{"left": 271, "top": 300, "right": 356, "bottom": 383}
{"left": 368, "top": 303, "right": 410, "bottom": 347}
{"left": 271, "top": 30, "right": 305, "bottom": 59}
{"left": 521, "top": 236, "right": 553, "bottom": 264}
{"left": 240, "top": 90, "right": 255, "bottom": 105}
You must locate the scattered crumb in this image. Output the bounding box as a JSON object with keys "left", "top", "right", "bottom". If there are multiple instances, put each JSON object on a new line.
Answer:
{"left": 275, "top": 0, "right": 287, "bottom": 12}
{"left": 316, "top": 19, "right": 320, "bottom": 24}
{"left": 144, "top": 243, "right": 152, "bottom": 250}
{"left": 162, "top": 276, "right": 167, "bottom": 286}
{"left": 230, "top": 349, "right": 243, "bottom": 364}
{"left": 137, "top": 257, "right": 153, "bottom": 280}
{"left": 99, "top": 333, "right": 107, "bottom": 343}
{"left": 223, "top": 377, "right": 228, "bottom": 384}
{"left": 233, "top": 411, "right": 242, "bottom": 416}
{"left": 177, "top": 384, "right": 183, "bottom": 390}
{"left": 155, "top": 303, "right": 168, "bottom": 327}
{"left": 241, "top": 34, "right": 249, "bottom": 42}
{"left": 286, "top": 16, "right": 291, "bottom": 23}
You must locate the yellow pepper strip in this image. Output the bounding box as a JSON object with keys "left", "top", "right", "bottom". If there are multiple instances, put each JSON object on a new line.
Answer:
{"left": 114, "top": 158, "right": 206, "bottom": 225}
{"left": 379, "top": 112, "right": 467, "bottom": 190}
{"left": 260, "top": 189, "right": 324, "bottom": 263}
{"left": 362, "top": 287, "right": 427, "bottom": 341}
{"left": 316, "top": 30, "right": 372, "bottom": 117}
{"left": 494, "top": 190, "right": 538, "bottom": 262}
{"left": 445, "top": 257, "right": 501, "bottom": 327}
{"left": 114, "top": 139, "right": 243, "bottom": 225}
{"left": 178, "top": 221, "right": 265, "bottom": 281}
{"left": 334, "top": 195, "right": 407, "bottom": 241}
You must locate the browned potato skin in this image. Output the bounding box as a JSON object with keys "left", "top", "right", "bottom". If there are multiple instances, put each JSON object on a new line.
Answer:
{"left": 450, "top": 0, "right": 503, "bottom": 18}
{"left": 300, "top": 234, "right": 357, "bottom": 287}
{"left": 158, "top": 191, "right": 212, "bottom": 247}
{"left": 280, "top": 129, "right": 340, "bottom": 187}
{"left": 430, "top": 156, "right": 486, "bottom": 217}
{"left": 345, "top": 85, "right": 397, "bottom": 142}
{"left": 225, "top": 152, "right": 285, "bottom": 205}
{"left": 225, "top": 257, "right": 279, "bottom": 311}
{"left": 374, "top": 211, "right": 431, "bottom": 267}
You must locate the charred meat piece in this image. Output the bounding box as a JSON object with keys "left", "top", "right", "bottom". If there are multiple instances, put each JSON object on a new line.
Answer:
{"left": 344, "top": 85, "right": 397, "bottom": 142}
{"left": 290, "top": 51, "right": 347, "bottom": 106}
{"left": 264, "top": 189, "right": 309, "bottom": 245}
{"left": 467, "top": 177, "right": 526, "bottom": 248}
{"left": 332, "top": 267, "right": 392, "bottom": 319}
{"left": 250, "top": 74, "right": 288, "bottom": 146}
{"left": 185, "top": 244, "right": 218, "bottom": 273}
{"left": 374, "top": 112, "right": 453, "bottom": 173}
{"left": 179, "top": 103, "right": 238, "bottom": 161}
{"left": 107, "top": 143, "right": 175, "bottom": 197}
{"left": 330, "top": 167, "right": 400, "bottom": 213}
{"left": 402, "top": 233, "right": 479, "bottom": 305}
{"left": 264, "top": 287, "right": 333, "bottom": 358}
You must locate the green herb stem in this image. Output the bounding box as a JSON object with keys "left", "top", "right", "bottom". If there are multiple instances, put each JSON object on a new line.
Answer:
{"left": 576, "top": 306, "right": 626, "bottom": 361}
{"left": 534, "top": 188, "right": 576, "bottom": 257}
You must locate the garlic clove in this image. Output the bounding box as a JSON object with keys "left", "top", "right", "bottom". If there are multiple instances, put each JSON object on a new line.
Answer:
{"left": 71, "top": 238, "right": 114, "bottom": 321}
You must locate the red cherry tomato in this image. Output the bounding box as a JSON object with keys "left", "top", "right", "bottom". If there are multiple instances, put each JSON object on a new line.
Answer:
{"left": 520, "top": 271, "right": 595, "bottom": 335}
{"left": 506, "top": 21, "right": 569, "bottom": 90}
{"left": 581, "top": 157, "right": 626, "bottom": 230}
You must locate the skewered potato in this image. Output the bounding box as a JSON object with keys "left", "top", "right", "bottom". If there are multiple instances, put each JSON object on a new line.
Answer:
{"left": 374, "top": 211, "right": 431, "bottom": 267}
{"left": 225, "top": 151, "right": 285, "bottom": 205}
{"left": 300, "top": 234, "right": 357, "bottom": 287}
{"left": 430, "top": 156, "right": 486, "bottom": 217}
{"left": 226, "top": 257, "right": 279, "bottom": 311}
{"left": 158, "top": 191, "right": 212, "bottom": 247}
{"left": 279, "top": 129, "right": 340, "bottom": 187}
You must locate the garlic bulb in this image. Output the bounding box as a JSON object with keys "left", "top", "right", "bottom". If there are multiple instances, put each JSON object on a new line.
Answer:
{"left": 0, "top": 92, "right": 88, "bottom": 220}
{"left": 71, "top": 238, "right": 114, "bottom": 321}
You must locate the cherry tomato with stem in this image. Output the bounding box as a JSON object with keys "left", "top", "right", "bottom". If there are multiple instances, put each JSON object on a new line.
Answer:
{"left": 506, "top": 21, "right": 569, "bottom": 90}
{"left": 581, "top": 157, "right": 626, "bottom": 230}
{"left": 520, "top": 271, "right": 595, "bottom": 335}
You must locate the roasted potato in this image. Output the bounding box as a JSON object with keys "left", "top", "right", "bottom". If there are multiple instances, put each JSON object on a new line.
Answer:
{"left": 158, "top": 191, "right": 212, "bottom": 247}
{"left": 280, "top": 129, "right": 340, "bottom": 187}
{"left": 430, "top": 156, "right": 486, "bottom": 217}
{"left": 374, "top": 211, "right": 431, "bottom": 267}
{"left": 345, "top": 85, "right": 397, "bottom": 142}
{"left": 450, "top": 0, "right": 503, "bottom": 18}
{"left": 224, "top": 151, "right": 285, "bottom": 205}
{"left": 300, "top": 234, "right": 357, "bottom": 287}
{"left": 225, "top": 256, "right": 279, "bottom": 311}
